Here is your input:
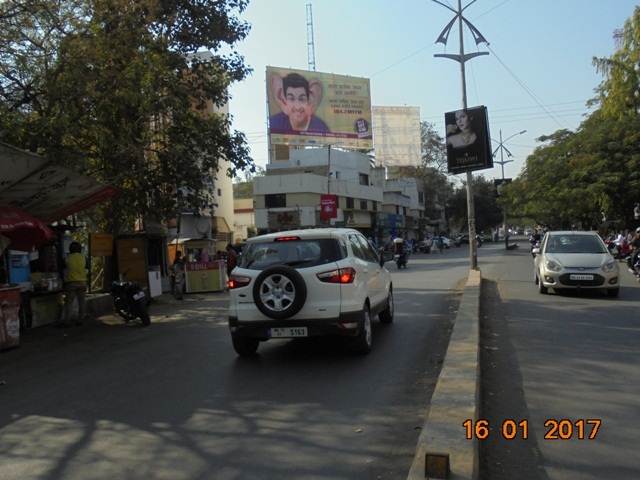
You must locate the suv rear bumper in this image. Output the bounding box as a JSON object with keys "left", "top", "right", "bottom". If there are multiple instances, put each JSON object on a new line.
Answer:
{"left": 229, "top": 310, "right": 364, "bottom": 339}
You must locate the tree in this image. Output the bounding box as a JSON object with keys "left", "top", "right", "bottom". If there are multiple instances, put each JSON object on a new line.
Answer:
{"left": 0, "top": 0, "right": 254, "bottom": 233}
{"left": 592, "top": 6, "right": 640, "bottom": 119}
{"left": 420, "top": 121, "right": 447, "bottom": 172}
{"left": 448, "top": 176, "right": 502, "bottom": 233}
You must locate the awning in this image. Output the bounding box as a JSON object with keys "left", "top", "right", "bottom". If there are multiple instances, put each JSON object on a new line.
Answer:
{"left": 0, "top": 142, "right": 117, "bottom": 222}
{"left": 0, "top": 206, "right": 56, "bottom": 251}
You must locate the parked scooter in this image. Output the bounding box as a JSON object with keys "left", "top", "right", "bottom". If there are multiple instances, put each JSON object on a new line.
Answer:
{"left": 111, "top": 281, "right": 151, "bottom": 326}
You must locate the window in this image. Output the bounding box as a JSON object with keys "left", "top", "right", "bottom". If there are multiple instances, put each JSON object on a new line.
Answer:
{"left": 395, "top": 206, "right": 399, "bottom": 215}
{"left": 359, "top": 200, "right": 368, "bottom": 210}
{"left": 240, "top": 239, "right": 345, "bottom": 270}
{"left": 346, "top": 197, "right": 354, "bottom": 209}
{"left": 334, "top": 171, "right": 340, "bottom": 180}
{"left": 265, "top": 193, "right": 286, "bottom": 208}
{"left": 372, "top": 202, "right": 377, "bottom": 212}
{"left": 349, "top": 234, "right": 367, "bottom": 260}
{"left": 359, "top": 173, "right": 369, "bottom": 186}
{"left": 356, "top": 235, "right": 380, "bottom": 263}
{"left": 418, "top": 192, "right": 425, "bottom": 204}
{"left": 403, "top": 207, "right": 407, "bottom": 216}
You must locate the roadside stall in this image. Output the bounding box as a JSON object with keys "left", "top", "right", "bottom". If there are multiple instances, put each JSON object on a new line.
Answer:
{"left": 168, "top": 238, "right": 225, "bottom": 293}
{"left": 0, "top": 207, "right": 56, "bottom": 347}
{"left": 0, "top": 142, "right": 117, "bottom": 332}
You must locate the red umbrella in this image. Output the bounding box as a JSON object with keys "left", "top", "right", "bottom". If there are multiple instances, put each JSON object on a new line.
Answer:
{"left": 0, "top": 206, "right": 55, "bottom": 252}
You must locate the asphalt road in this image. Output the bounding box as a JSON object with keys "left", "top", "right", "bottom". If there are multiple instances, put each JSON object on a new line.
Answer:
{"left": 0, "top": 250, "right": 468, "bottom": 480}
{"left": 478, "top": 240, "right": 640, "bottom": 480}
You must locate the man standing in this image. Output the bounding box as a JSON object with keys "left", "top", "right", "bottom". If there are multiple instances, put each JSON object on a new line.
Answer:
{"left": 172, "top": 251, "right": 185, "bottom": 300}
{"left": 225, "top": 244, "right": 237, "bottom": 280}
{"left": 61, "top": 241, "right": 87, "bottom": 327}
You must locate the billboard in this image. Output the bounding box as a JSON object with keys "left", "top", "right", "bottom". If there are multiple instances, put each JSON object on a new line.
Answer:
{"left": 445, "top": 106, "right": 493, "bottom": 174}
{"left": 372, "top": 106, "right": 421, "bottom": 167}
{"left": 320, "top": 194, "right": 338, "bottom": 221}
{"left": 267, "top": 66, "right": 372, "bottom": 149}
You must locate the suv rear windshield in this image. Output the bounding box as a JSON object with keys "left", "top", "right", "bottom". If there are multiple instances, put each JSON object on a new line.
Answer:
{"left": 240, "top": 238, "right": 346, "bottom": 270}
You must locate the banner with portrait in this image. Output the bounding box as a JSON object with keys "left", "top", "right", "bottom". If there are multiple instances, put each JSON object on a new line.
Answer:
{"left": 266, "top": 66, "right": 373, "bottom": 149}
{"left": 444, "top": 105, "right": 493, "bottom": 174}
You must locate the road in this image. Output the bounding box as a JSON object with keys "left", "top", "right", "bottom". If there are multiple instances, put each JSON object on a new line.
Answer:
{"left": 0, "top": 250, "right": 468, "bottom": 480}
{"left": 479, "top": 240, "right": 640, "bottom": 480}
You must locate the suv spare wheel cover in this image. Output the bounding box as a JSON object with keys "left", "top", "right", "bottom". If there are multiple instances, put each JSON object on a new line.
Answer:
{"left": 252, "top": 265, "right": 308, "bottom": 319}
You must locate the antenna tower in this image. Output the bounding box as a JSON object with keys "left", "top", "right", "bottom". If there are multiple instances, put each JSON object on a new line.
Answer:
{"left": 306, "top": 3, "right": 316, "bottom": 71}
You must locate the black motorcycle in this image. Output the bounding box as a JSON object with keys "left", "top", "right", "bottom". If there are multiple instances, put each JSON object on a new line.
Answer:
{"left": 111, "top": 281, "right": 151, "bottom": 326}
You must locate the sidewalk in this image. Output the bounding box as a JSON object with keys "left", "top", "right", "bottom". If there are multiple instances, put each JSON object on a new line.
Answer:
{"left": 0, "top": 291, "right": 229, "bottom": 374}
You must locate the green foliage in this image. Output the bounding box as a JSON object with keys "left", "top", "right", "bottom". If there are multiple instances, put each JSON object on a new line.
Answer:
{"left": 0, "top": 0, "right": 253, "bottom": 233}
{"left": 448, "top": 176, "right": 502, "bottom": 232}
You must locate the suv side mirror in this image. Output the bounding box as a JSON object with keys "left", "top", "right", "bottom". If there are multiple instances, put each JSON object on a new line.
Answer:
{"left": 532, "top": 247, "right": 540, "bottom": 256}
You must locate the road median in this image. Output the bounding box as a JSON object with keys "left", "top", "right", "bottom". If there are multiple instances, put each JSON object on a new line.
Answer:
{"left": 407, "top": 269, "right": 481, "bottom": 480}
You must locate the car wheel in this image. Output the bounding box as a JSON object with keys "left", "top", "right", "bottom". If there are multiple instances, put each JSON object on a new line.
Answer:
{"left": 252, "top": 266, "right": 307, "bottom": 320}
{"left": 538, "top": 271, "right": 548, "bottom": 294}
{"left": 231, "top": 334, "right": 259, "bottom": 357}
{"left": 352, "top": 305, "right": 372, "bottom": 354}
{"left": 379, "top": 289, "right": 394, "bottom": 324}
{"left": 607, "top": 288, "right": 619, "bottom": 298}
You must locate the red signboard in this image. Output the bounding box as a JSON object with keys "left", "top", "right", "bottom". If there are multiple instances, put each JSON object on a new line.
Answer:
{"left": 320, "top": 194, "right": 338, "bottom": 221}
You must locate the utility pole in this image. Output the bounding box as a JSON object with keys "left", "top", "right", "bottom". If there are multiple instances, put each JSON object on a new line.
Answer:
{"left": 432, "top": 0, "right": 489, "bottom": 270}
{"left": 493, "top": 129, "right": 526, "bottom": 249}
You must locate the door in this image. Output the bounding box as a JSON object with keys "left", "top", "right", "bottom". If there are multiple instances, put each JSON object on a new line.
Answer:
{"left": 355, "top": 234, "right": 385, "bottom": 307}
{"left": 348, "top": 234, "right": 375, "bottom": 306}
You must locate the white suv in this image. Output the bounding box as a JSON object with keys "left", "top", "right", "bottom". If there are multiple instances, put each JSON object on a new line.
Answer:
{"left": 227, "top": 228, "right": 394, "bottom": 356}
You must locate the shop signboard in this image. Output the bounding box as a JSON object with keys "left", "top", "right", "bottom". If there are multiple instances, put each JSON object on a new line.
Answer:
{"left": 90, "top": 233, "right": 114, "bottom": 257}
{"left": 320, "top": 194, "right": 338, "bottom": 221}
{"left": 444, "top": 105, "right": 493, "bottom": 174}
{"left": 267, "top": 66, "right": 372, "bottom": 149}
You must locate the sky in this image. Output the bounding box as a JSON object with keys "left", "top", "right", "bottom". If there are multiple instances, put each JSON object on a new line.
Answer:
{"left": 227, "top": 0, "right": 638, "bottom": 181}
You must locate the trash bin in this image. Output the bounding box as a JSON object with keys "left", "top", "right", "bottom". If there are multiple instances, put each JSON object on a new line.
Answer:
{"left": 0, "top": 286, "right": 21, "bottom": 350}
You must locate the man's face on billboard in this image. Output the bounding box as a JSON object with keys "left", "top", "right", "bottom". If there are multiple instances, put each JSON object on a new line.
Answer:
{"left": 284, "top": 87, "right": 312, "bottom": 130}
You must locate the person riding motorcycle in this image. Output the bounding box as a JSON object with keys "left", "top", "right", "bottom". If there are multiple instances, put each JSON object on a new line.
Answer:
{"left": 627, "top": 227, "right": 640, "bottom": 277}
{"left": 393, "top": 237, "right": 408, "bottom": 268}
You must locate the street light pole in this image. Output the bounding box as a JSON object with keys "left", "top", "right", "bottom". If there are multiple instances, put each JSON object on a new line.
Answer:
{"left": 433, "top": 0, "right": 489, "bottom": 270}
{"left": 493, "top": 129, "right": 526, "bottom": 249}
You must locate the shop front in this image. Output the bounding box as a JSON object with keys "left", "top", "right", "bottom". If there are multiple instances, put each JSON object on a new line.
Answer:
{"left": 168, "top": 239, "right": 225, "bottom": 293}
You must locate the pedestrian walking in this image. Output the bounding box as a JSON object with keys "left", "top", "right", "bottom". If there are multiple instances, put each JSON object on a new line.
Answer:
{"left": 172, "top": 251, "right": 185, "bottom": 300}
{"left": 60, "top": 241, "right": 88, "bottom": 327}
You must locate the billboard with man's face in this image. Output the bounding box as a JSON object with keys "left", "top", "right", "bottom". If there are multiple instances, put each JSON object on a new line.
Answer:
{"left": 444, "top": 105, "right": 493, "bottom": 174}
{"left": 266, "top": 66, "right": 373, "bottom": 149}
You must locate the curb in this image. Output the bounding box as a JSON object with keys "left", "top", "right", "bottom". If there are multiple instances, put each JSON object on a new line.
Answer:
{"left": 407, "top": 269, "right": 481, "bottom": 480}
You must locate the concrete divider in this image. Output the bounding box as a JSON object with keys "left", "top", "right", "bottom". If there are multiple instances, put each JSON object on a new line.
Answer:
{"left": 407, "top": 269, "right": 481, "bottom": 480}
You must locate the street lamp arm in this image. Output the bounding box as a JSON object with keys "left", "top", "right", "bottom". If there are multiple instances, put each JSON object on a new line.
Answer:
{"left": 503, "top": 130, "right": 527, "bottom": 143}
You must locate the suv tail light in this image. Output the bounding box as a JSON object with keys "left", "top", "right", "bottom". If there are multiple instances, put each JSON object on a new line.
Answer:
{"left": 228, "top": 275, "right": 251, "bottom": 289}
{"left": 316, "top": 267, "right": 356, "bottom": 284}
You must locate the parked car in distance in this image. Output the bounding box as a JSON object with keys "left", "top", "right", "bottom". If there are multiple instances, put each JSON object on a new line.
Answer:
{"left": 533, "top": 231, "right": 620, "bottom": 297}
{"left": 227, "top": 228, "right": 395, "bottom": 356}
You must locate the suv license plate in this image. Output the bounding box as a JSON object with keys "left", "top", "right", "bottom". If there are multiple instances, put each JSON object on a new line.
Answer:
{"left": 270, "top": 327, "right": 308, "bottom": 338}
{"left": 569, "top": 274, "right": 594, "bottom": 281}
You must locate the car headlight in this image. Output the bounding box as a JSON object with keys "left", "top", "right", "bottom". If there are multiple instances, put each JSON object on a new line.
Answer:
{"left": 545, "top": 259, "right": 562, "bottom": 272}
{"left": 602, "top": 260, "right": 616, "bottom": 273}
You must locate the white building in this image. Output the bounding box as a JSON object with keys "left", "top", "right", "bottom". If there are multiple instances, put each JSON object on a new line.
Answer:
{"left": 254, "top": 148, "right": 383, "bottom": 235}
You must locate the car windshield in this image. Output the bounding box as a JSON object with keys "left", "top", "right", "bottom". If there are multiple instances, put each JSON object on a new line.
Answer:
{"left": 545, "top": 234, "right": 607, "bottom": 254}
{"left": 240, "top": 238, "right": 345, "bottom": 270}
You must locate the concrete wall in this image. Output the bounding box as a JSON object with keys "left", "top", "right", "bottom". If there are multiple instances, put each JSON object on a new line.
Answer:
{"left": 255, "top": 173, "right": 382, "bottom": 203}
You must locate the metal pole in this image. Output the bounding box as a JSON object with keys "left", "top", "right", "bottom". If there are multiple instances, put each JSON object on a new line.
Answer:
{"left": 458, "top": 0, "right": 477, "bottom": 270}
{"left": 327, "top": 144, "right": 331, "bottom": 194}
{"left": 500, "top": 130, "right": 508, "bottom": 249}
